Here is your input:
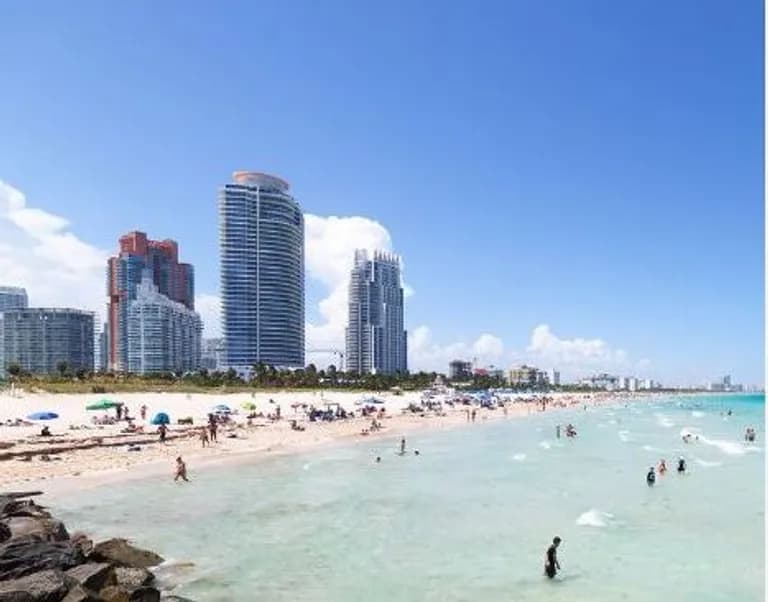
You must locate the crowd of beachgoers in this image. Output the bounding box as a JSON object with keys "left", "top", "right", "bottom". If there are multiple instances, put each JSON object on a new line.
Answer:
{"left": 0, "top": 387, "right": 652, "bottom": 490}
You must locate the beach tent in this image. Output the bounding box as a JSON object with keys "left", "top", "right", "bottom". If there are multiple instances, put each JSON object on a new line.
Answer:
{"left": 213, "top": 404, "right": 232, "bottom": 414}
{"left": 27, "top": 412, "right": 59, "bottom": 420}
{"left": 151, "top": 412, "right": 170, "bottom": 425}
{"left": 86, "top": 400, "right": 120, "bottom": 411}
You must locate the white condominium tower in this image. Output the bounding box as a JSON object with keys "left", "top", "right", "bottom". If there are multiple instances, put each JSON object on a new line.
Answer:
{"left": 346, "top": 250, "right": 407, "bottom": 375}
{"left": 219, "top": 171, "right": 305, "bottom": 371}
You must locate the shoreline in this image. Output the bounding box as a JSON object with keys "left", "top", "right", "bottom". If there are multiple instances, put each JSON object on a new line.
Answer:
{"left": 0, "top": 389, "right": 660, "bottom": 496}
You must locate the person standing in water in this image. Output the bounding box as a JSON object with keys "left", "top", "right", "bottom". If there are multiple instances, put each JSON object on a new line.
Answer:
{"left": 544, "top": 536, "right": 562, "bottom": 579}
{"left": 556, "top": 425, "right": 561, "bottom": 439}
{"left": 174, "top": 457, "right": 189, "bottom": 482}
{"left": 677, "top": 457, "right": 687, "bottom": 474}
{"left": 658, "top": 459, "right": 667, "bottom": 475}
{"left": 646, "top": 466, "right": 656, "bottom": 486}
{"left": 400, "top": 437, "right": 406, "bottom": 454}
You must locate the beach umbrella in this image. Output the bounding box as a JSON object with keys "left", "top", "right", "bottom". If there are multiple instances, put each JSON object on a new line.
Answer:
{"left": 213, "top": 404, "right": 232, "bottom": 413}
{"left": 241, "top": 402, "right": 257, "bottom": 411}
{"left": 86, "top": 400, "right": 120, "bottom": 411}
{"left": 151, "top": 412, "right": 170, "bottom": 425}
{"left": 27, "top": 412, "right": 59, "bottom": 421}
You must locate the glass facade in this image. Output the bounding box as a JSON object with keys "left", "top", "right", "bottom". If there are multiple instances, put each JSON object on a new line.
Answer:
{"left": 345, "top": 250, "right": 408, "bottom": 375}
{"left": 0, "top": 308, "right": 94, "bottom": 376}
{"left": 220, "top": 172, "right": 305, "bottom": 370}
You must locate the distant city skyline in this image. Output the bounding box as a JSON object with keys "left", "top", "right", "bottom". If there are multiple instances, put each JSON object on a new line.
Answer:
{"left": 0, "top": 2, "right": 762, "bottom": 385}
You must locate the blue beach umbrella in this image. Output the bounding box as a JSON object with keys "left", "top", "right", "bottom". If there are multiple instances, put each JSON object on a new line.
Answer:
{"left": 27, "top": 412, "right": 59, "bottom": 421}
{"left": 151, "top": 412, "right": 170, "bottom": 425}
{"left": 212, "top": 404, "right": 231, "bottom": 413}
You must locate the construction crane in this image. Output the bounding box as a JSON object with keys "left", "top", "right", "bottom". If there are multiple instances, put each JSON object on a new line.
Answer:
{"left": 307, "top": 348, "right": 345, "bottom": 372}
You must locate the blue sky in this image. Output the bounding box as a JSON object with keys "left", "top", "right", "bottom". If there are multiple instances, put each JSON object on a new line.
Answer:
{"left": 0, "top": 0, "right": 763, "bottom": 384}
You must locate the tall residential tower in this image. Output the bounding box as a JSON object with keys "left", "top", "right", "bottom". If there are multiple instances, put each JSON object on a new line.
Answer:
{"left": 219, "top": 172, "right": 305, "bottom": 371}
{"left": 107, "top": 231, "right": 194, "bottom": 371}
{"left": 345, "top": 250, "right": 407, "bottom": 375}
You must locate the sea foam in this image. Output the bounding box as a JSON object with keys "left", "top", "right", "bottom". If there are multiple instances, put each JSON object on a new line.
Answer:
{"left": 512, "top": 453, "right": 527, "bottom": 461}
{"left": 576, "top": 509, "right": 615, "bottom": 527}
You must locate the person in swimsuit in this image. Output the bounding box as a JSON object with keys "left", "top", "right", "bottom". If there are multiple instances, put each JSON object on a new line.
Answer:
{"left": 677, "top": 457, "right": 686, "bottom": 474}
{"left": 400, "top": 437, "right": 406, "bottom": 454}
{"left": 646, "top": 466, "right": 656, "bottom": 486}
{"left": 544, "top": 536, "right": 562, "bottom": 579}
{"left": 658, "top": 459, "right": 667, "bottom": 474}
{"left": 174, "top": 456, "right": 189, "bottom": 482}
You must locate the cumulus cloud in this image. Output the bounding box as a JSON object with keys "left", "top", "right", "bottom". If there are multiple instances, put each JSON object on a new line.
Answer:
{"left": 304, "top": 214, "right": 399, "bottom": 362}
{"left": 408, "top": 326, "right": 506, "bottom": 373}
{"left": 0, "top": 180, "right": 107, "bottom": 322}
{"left": 524, "top": 324, "right": 649, "bottom": 378}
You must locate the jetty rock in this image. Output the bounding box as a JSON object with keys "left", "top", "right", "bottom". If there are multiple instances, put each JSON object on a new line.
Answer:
{"left": 0, "top": 538, "right": 86, "bottom": 581}
{"left": 0, "top": 568, "right": 71, "bottom": 601}
{"left": 90, "top": 540, "right": 164, "bottom": 569}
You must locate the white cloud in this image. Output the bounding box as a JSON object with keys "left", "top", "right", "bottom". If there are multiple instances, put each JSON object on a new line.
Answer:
{"left": 304, "top": 214, "right": 399, "bottom": 360}
{"left": 408, "top": 325, "right": 506, "bottom": 373}
{"left": 524, "top": 323, "right": 649, "bottom": 378}
{"left": 0, "top": 180, "right": 107, "bottom": 323}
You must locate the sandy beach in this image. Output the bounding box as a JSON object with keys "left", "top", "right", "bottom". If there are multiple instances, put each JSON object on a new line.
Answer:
{"left": 0, "top": 388, "right": 645, "bottom": 492}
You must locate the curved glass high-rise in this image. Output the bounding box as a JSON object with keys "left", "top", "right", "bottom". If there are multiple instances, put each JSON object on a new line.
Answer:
{"left": 219, "top": 171, "right": 305, "bottom": 370}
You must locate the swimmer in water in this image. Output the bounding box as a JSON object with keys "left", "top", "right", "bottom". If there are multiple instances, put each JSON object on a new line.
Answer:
{"left": 414, "top": 450, "right": 420, "bottom": 456}
{"left": 556, "top": 425, "right": 561, "bottom": 439}
{"left": 646, "top": 466, "right": 656, "bottom": 486}
{"left": 677, "top": 457, "right": 687, "bottom": 474}
{"left": 400, "top": 437, "right": 406, "bottom": 454}
{"left": 375, "top": 456, "right": 381, "bottom": 463}
{"left": 658, "top": 459, "right": 667, "bottom": 474}
{"left": 544, "top": 536, "right": 562, "bottom": 579}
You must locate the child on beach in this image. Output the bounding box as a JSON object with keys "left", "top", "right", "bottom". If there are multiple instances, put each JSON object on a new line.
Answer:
{"left": 174, "top": 457, "right": 189, "bottom": 482}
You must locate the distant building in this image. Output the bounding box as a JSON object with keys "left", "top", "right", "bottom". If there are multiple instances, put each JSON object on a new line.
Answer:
{"left": 1, "top": 308, "right": 94, "bottom": 376}
{"left": 548, "top": 369, "right": 561, "bottom": 387}
{"left": 640, "top": 378, "right": 654, "bottom": 390}
{"left": 97, "top": 323, "right": 109, "bottom": 372}
{"left": 107, "top": 231, "right": 194, "bottom": 372}
{"left": 580, "top": 373, "right": 619, "bottom": 390}
{"left": 345, "top": 250, "right": 407, "bottom": 375}
{"left": 449, "top": 360, "right": 473, "bottom": 381}
{"left": 627, "top": 377, "right": 639, "bottom": 392}
{"left": 0, "top": 287, "right": 28, "bottom": 312}
{"left": 201, "top": 338, "right": 225, "bottom": 371}
{"left": 220, "top": 171, "right": 305, "bottom": 370}
{"left": 509, "top": 365, "right": 545, "bottom": 388}
{"left": 126, "top": 272, "right": 201, "bottom": 375}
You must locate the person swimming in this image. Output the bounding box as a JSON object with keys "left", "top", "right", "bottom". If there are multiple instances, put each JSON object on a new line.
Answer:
{"left": 544, "top": 536, "right": 562, "bottom": 579}
{"left": 375, "top": 456, "right": 381, "bottom": 463}
{"left": 646, "top": 466, "right": 656, "bottom": 486}
{"left": 658, "top": 459, "right": 667, "bottom": 475}
{"left": 677, "top": 457, "right": 687, "bottom": 474}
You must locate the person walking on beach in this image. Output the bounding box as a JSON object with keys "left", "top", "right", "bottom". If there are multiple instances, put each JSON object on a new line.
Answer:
{"left": 646, "top": 466, "right": 656, "bottom": 486}
{"left": 158, "top": 423, "right": 167, "bottom": 444}
{"left": 140, "top": 405, "right": 147, "bottom": 421}
{"left": 544, "top": 536, "right": 562, "bottom": 579}
{"left": 200, "top": 427, "right": 209, "bottom": 448}
{"left": 208, "top": 415, "right": 218, "bottom": 443}
{"left": 471, "top": 408, "right": 477, "bottom": 423}
{"left": 174, "top": 456, "right": 189, "bottom": 482}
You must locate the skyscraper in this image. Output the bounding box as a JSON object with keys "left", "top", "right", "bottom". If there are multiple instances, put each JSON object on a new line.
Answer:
{"left": 345, "top": 250, "right": 407, "bottom": 375}
{"left": 0, "top": 287, "right": 28, "bottom": 312}
{"left": 1, "top": 308, "right": 94, "bottom": 376}
{"left": 219, "top": 171, "right": 305, "bottom": 371}
{"left": 107, "top": 231, "right": 194, "bottom": 371}
{"left": 126, "top": 272, "right": 202, "bottom": 374}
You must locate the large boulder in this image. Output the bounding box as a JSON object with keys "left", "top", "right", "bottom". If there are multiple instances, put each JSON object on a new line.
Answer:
{"left": 99, "top": 585, "right": 161, "bottom": 602}
{"left": 0, "top": 569, "right": 70, "bottom": 601}
{"left": 128, "top": 587, "right": 160, "bottom": 602}
{"left": 61, "top": 584, "right": 100, "bottom": 602}
{"left": 91, "top": 539, "right": 163, "bottom": 569}
{"left": 65, "top": 562, "right": 115, "bottom": 591}
{"left": 2, "top": 517, "right": 68, "bottom": 542}
{"left": 98, "top": 586, "right": 130, "bottom": 602}
{"left": 114, "top": 567, "right": 153, "bottom": 589}
{"left": 0, "top": 524, "right": 10, "bottom": 545}
{"left": 0, "top": 538, "right": 85, "bottom": 581}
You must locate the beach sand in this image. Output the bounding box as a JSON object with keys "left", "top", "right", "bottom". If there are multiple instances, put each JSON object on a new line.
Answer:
{"left": 0, "top": 388, "right": 644, "bottom": 492}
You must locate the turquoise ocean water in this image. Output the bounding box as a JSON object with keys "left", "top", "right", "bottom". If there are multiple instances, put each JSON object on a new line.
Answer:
{"left": 53, "top": 394, "right": 764, "bottom": 601}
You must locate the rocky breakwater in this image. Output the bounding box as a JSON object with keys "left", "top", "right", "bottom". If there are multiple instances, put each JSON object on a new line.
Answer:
{"left": 0, "top": 491, "right": 193, "bottom": 602}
